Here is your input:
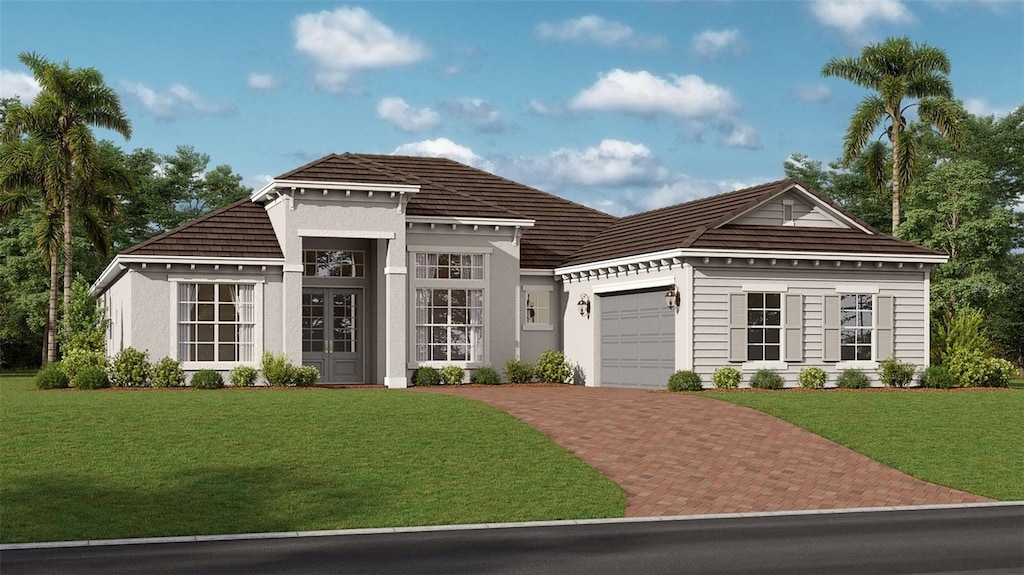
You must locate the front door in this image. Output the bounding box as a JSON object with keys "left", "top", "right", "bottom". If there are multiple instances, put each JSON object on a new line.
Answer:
{"left": 302, "top": 288, "right": 363, "bottom": 383}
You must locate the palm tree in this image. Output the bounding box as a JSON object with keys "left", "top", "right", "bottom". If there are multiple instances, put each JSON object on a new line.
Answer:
{"left": 822, "top": 36, "right": 963, "bottom": 234}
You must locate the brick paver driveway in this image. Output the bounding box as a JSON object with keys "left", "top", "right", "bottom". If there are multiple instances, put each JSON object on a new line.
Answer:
{"left": 422, "top": 386, "right": 990, "bottom": 517}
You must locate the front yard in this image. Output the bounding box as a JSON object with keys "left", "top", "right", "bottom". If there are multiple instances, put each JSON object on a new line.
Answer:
{"left": 0, "top": 374, "right": 625, "bottom": 544}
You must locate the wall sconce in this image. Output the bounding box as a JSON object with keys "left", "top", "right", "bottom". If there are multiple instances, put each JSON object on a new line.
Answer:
{"left": 665, "top": 285, "right": 680, "bottom": 310}
{"left": 577, "top": 294, "right": 591, "bottom": 318}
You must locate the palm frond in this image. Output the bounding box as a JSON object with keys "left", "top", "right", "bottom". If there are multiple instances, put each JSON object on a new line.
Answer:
{"left": 895, "top": 132, "right": 917, "bottom": 194}
{"left": 918, "top": 97, "right": 965, "bottom": 150}
{"left": 842, "top": 96, "right": 887, "bottom": 164}
{"left": 863, "top": 141, "right": 890, "bottom": 197}
{"left": 906, "top": 71, "right": 954, "bottom": 100}
{"left": 822, "top": 57, "right": 880, "bottom": 88}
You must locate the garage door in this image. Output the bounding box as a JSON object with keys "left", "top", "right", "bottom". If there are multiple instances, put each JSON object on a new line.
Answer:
{"left": 599, "top": 288, "right": 675, "bottom": 389}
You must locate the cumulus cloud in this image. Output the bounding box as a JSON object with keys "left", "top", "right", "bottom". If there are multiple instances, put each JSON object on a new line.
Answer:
{"left": 247, "top": 73, "right": 281, "bottom": 90}
{"left": 294, "top": 6, "right": 428, "bottom": 92}
{"left": 692, "top": 28, "right": 742, "bottom": 59}
{"left": 535, "top": 15, "right": 665, "bottom": 49}
{"left": 0, "top": 70, "right": 41, "bottom": 102}
{"left": 595, "top": 175, "right": 763, "bottom": 215}
{"left": 794, "top": 83, "right": 832, "bottom": 104}
{"left": 963, "top": 97, "right": 1010, "bottom": 118}
{"left": 509, "top": 139, "right": 670, "bottom": 188}
{"left": 718, "top": 122, "right": 761, "bottom": 149}
{"left": 393, "top": 137, "right": 490, "bottom": 168}
{"left": 376, "top": 97, "right": 440, "bottom": 132}
{"left": 442, "top": 98, "right": 510, "bottom": 133}
{"left": 569, "top": 69, "right": 737, "bottom": 120}
{"left": 121, "top": 82, "right": 235, "bottom": 121}
{"left": 810, "top": 0, "right": 914, "bottom": 45}
{"left": 245, "top": 174, "right": 274, "bottom": 189}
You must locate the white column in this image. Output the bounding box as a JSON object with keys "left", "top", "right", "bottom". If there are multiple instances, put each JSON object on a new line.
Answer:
{"left": 383, "top": 237, "right": 408, "bottom": 388}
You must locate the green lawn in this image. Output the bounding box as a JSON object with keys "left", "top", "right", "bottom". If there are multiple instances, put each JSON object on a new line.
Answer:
{"left": 705, "top": 389, "right": 1024, "bottom": 501}
{"left": 0, "top": 374, "right": 625, "bottom": 543}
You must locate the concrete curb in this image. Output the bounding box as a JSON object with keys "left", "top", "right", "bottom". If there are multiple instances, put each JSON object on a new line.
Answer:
{"left": 3, "top": 500, "right": 1021, "bottom": 551}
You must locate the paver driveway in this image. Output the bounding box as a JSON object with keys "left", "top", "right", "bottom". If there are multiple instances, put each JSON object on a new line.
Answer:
{"left": 421, "top": 386, "right": 991, "bottom": 517}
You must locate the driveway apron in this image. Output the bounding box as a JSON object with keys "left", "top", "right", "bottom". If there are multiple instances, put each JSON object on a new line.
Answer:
{"left": 420, "top": 386, "right": 991, "bottom": 517}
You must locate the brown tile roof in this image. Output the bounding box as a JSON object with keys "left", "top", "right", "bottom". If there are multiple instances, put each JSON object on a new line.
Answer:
{"left": 121, "top": 198, "right": 283, "bottom": 259}
{"left": 691, "top": 226, "right": 940, "bottom": 255}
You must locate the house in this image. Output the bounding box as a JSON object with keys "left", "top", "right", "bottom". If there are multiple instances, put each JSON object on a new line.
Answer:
{"left": 92, "top": 153, "right": 946, "bottom": 388}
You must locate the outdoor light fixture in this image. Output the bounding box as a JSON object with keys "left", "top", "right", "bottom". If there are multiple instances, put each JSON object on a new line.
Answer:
{"left": 665, "top": 286, "right": 680, "bottom": 310}
{"left": 577, "top": 294, "right": 591, "bottom": 318}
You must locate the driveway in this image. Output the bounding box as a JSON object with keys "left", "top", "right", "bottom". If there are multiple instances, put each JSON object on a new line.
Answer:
{"left": 421, "top": 386, "right": 991, "bottom": 516}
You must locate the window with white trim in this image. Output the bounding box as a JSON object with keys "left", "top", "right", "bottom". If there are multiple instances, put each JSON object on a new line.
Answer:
{"left": 303, "top": 250, "right": 364, "bottom": 278}
{"left": 415, "top": 288, "right": 484, "bottom": 362}
{"left": 178, "top": 283, "right": 255, "bottom": 362}
{"left": 414, "top": 253, "right": 483, "bottom": 279}
{"left": 523, "top": 289, "right": 550, "bottom": 326}
{"left": 747, "top": 292, "right": 782, "bottom": 361}
{"left": 840, "top": 294, "right": 873, "bottom": 361}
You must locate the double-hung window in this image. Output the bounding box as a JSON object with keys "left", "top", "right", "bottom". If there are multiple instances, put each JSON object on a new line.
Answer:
{"left": 840, "top": 294, "right": 873, "bottom": 361}
{"left": 523, "top": 288, "right": 552, "bottom": 329}
{"left": 178, "top": 283, "right": 255, "bottom": 362}
{"left": 412, "top": 252, "right": 486, "bottom": 363}
{"left": 746, "top": 292, "right": 782, "bottom": 361}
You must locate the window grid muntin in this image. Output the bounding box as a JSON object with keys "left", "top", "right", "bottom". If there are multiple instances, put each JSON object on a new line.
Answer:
{"left": 524, "top": 290, "right": 550, "bottom": 325}
{"left": 303, "top": 250, "right": 365, "bottom": 278}
{"left": 414, "top": 288, "right": 484, "bottom": 362}
{"left": 413, "top": 253, "right": 484, "bottom": 280}
{"left": 840, "top": 294, "right": 873, "bottom": 361}
{"left": 746, "top": 292, "right": 782, "bottom": 361}
{"left": 178, "top": 283, "right": 254, "bottom": 362}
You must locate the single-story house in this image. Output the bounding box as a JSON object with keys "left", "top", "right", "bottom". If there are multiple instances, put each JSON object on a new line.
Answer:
{"left": 92, "top": 153, "right": 946, "bottom": 388}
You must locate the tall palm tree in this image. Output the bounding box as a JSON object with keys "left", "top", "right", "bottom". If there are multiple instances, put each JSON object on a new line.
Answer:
{"left": 822, "top": 36, "right": 963, "bottom": 234}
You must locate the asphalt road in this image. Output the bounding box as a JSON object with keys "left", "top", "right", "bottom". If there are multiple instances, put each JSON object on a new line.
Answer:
{"left": 3, "top": 505, "right": 1022, "bottom": 574}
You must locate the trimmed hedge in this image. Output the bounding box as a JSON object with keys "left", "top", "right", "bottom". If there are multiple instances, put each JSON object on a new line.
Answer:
{"left": 798, "top": 367, "right": 828, "bottom": 389}
{"left": 191, "top": 370, "right": 224, "bottom": 389}
{"left": 292, "top": 365, "right": 320, "bottom": 387}
{"left": 440, "top": 365, "right": 466, "bottom": 386}
{"left": 712, "top": 367, "right": 741, "bottom": 389}
{"left": 667, "top": 370, "right": 703, "bottom": 392}
{"left": 412, "top": 366, "right": 442, "bottom": 387}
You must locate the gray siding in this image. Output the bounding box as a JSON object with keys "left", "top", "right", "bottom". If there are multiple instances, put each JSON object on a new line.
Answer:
{"left": 520, "top": 275, "right": 562, "bottom": 365}
{"left": 733, "top": 191, "right": 846, "bottom": 228}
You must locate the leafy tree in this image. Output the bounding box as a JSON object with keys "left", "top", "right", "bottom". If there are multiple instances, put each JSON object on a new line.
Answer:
{"left": 822, "top": 36, "right": 963, "bottom": 234}
{"left": 988, "top": 255, "right": 1024, "bottom": 373}
{"left": 0, "top": 207, "right": 49, "bottom": 368}
{"left": 784, "top": 152, "right": 892, "bottom": 231}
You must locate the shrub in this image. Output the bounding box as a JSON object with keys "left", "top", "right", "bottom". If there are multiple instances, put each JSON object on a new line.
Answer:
{"left": 877, "top": 357, "right": 916, "bottom": 388}
{"left": 412, "top": 366, "right": 442, "bottom": 387}
{"left": 471, "top": 366, "right": 501, "bottom": 385}
{"left": 750, "top": 369, "right": 784, "bottom": 390}
{"left": 667, "top": 370, "right": 703, "bottom": 392}
{"left": 984, "top": 358, "right": 1016, "bottom": 388}
{"left": 292, "top": 365, "right": 320, "bottom": 387}
{"left": 948, "top": 349, "right": 1015, "bottom": 388}
{"left": 931, "top": 307, "right": 992, "bottom": 366}
{"left": 109, "top": 348, "right": 151, "bottom": 387}
{"left": 261, "top": 352, "right": 294, "bottom": 387}
{"left": 36, "top": 363, "right": 70, "bottom": 390}
{"left": 535, "top": 350, "right": 572, "bottom": 383}
{"left": 798, "top": 367, "right": 828, "bottom": 389}
{"left": 712, "top": 367, "right": 741, "bottom": 389}
{"left": 837, "top": 369, "right": 870, "bottom": 389}
{"left": 919, "top": 365, "right": 957, "bottom": 389}
{"left": 191, "top": 370, "right": 224, "bottom": 389}
{"left": 230, "top": 366, "right": 259, "bottom": 387}
{"left": 440, "top": 364, "right": 466, "bottom": 385}
{"left": 73, "top": 366, "right": 110, "bottom": 390}
{"left": 504, "top": 359, "right": 535, "bottom": 384}
{"left": 57, "top": 275, "right": 107, "bottom": 353}
{"left": 59, "top": 348, "right": 108, "bottom": 382}
{"left": 151, "top": 357, "right": 186, "bottom": 388}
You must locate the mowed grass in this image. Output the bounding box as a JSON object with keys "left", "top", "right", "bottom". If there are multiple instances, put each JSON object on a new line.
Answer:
{"left": 0, "top": 374, "right": 625, "bottom": 543}
{"left": 705, "top": 389, "right": 1024, "bottom": 501}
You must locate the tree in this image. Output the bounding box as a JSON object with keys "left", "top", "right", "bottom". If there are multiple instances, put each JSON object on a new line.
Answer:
{"left": 784, "top": 152, "right": 892, "bottom": 231}
{"left": 822, "top": 36, "right": 963, "bottom": 234}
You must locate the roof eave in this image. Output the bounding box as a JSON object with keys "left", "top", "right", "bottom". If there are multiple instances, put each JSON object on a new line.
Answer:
{"left": 252, "top": 179, "right": 421, "bottom": 203}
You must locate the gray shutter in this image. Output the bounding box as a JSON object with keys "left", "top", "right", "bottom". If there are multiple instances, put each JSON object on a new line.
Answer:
{"left": 728, "top": 293, "right": 747, "bottom": 362}
{"left": 876, "top": 295, "right": 894, "bottom": 359}
{"left": 823, "top": 295, "right": 840, "bottom": 362}
{"left": 785, "top": 294, "right": 803, "bottom": 362}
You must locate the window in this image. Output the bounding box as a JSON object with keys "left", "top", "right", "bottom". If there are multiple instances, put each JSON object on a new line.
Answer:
{"left": 747, "top": 292, "right": 781, "bottom": 361}
{"left": 840, "top": 294, "right": 873, "bottom": 361}
{"left": 303, "top": 250, "right": 364, "bottom": 278}
{"left": 415, "top": 289, "right": 484, "bottom": 362}
{"left": 414, "top": 253, "right": 483, "bottom": 279}
{"left": 782, "top": 200, "right": 795, "bottom": 225}
{"left": 178, "top": 283, "right": 255, "bottom": 362}
{"left": 524, "top": 289, "right": 550, "bottom": 326}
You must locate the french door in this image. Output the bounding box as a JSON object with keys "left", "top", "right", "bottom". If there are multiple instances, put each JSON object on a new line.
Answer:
{"left": 301, "top": 288, "right": 362, "bottom": 383}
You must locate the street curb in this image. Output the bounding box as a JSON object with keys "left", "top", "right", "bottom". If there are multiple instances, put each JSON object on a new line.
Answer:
{"left": 3, "top": 500, "right": 1021, "bottom": 550}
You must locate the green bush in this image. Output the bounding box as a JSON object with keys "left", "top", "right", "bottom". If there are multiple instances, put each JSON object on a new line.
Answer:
{"left": 877, "top": 357, "right": 916, "bottom": 388}
{"left": 230, "top": 366, "right": 259, "bottom": 387}
{"left": 535, "top": 350, "right": 571, "bottom": 383}
{"left": 948, "top": 349, "right": 1015, "bottom": 388}
{"left": 36, "top": 363, "right": 70, "bottom": 390}
{"left": 471, "top": 366, "right": 501, "bottom": 384}
{"left": 57, "top": 275, "right": 107, "bottom": 353}
{"left": 109, "top": 348, "right": 151, "bottom": 387}
{"left": 59, "top": 348, "right": 108, "bottom": 382}
{"left": 412, "top": 366, "right": 442, "bottom": 387}
{"left": 151, "top": 357, "right": 186, "bottom": 388}
{"left": 261, "top": 352, "right": 294, "bottom": 387}
{"left": 504, "top": 359, "right": 535, "bottom": 383}
{"left": 440, "top": 364, "right": 466, "bottom": 385}
{"left": 984, "top": 358, "right": 1016, "bottom": 388}
{"left": 919, "top": 365, "right": 957, "bottom": 389}
{"left": 798, "top": 367, "right": 828, "bottom": 389}
{"left": 667, "top": 370, "right": 703, "bottom": 392}
{"left": 712, "top": 367, "right": 741, "bottom": 389}
{"left": 931, "top": 307, "right": 992, "bottom": 366}
{"left": 191, "top": 370, "right": 224, "bottom": 389}
{"left": 73, "top": 366, "right": 110, "bottom": 390}
{"left": 837, "top": 369, "right": 870, "bottom": 389}
{"left": 291, "top": 365, "right": 320, "bottom": 387}
{"left": 750, "top": 369, "right": 784, "bottom": 390}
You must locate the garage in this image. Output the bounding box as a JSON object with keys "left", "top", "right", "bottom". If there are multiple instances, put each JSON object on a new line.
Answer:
{"left": 599, "top": 288, "right": 676, "bottom": 389}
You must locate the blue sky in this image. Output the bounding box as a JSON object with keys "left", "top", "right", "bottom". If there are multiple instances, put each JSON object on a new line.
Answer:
{"left": 2, "top": 1, "right": 1022, "bottom": 215}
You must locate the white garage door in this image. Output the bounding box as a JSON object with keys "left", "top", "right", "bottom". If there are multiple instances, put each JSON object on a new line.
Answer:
{"left": 599, "top": 288, "right": 676, "bottom": 389}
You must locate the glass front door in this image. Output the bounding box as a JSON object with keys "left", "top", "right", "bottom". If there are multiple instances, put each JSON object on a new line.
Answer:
{"left": 302, "top": 288, "right": 363, "bottom": 383}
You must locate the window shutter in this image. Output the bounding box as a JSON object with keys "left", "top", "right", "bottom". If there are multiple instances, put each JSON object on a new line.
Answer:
{"left": 823, "top": 295, "right": 840, "bottom": 362}
{"left": 876, "top": 295, "right": 894, "bottom": 359}
{"left": 728, "top": 293, "right": 747, "bottom": 362}
{"left": 785, "top": 294, "right": 803, "bottom": 362}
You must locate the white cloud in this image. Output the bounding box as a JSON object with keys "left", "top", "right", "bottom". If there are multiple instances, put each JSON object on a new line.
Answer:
{"left": 0, "top": 70, "right": 41, "bottom": 102}
{"left": 244, "top": 174, "right": 274, "bottom": 190}
{"left": 376, "top": 97, "right": 440, "bottom": 132}
{"left": 719, "top": 122, "right": 761, "bottom": 149}
{"left": 247, "top": 73, "right": 281, "bottom": 90}
{"left": 393, "top": 137, "right": 489, "bottom": 168}
{"left": 692, "top": 28, "right": 742, "bottom": 59}
{"left": 442, "top": 98, "right": 510, "bottom": 133}
{"left": 528, "top": 99, "right": 566, "bottom": 118}
{"left": 509, "top": 139, "right": 670, "bottom": 188}
{"left": 569, "top": 69, "right": 737, "bottom": 120}
{"left": 121, "top": 82, "right": 235, "bottom": 121}
{"left": 794, "top": 83, "right": 832, "bottom": 104}
{"left": 811, "top": 0, "right": 914, "bottom": 45}
{"left": 535, "top": 15, "right": 665, "bottom": 49}
{"left": 963, "top": 97, "right": 1010, "bottom": 118}
{"left": 294, "top": 6, "right": 428, "bottom": 92}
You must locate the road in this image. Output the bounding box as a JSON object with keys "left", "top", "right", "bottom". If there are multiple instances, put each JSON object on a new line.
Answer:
{"left": 3, "top": 505, "right": 1022, "bottom": 574}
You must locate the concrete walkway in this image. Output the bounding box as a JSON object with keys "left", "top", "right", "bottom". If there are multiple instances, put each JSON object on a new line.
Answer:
{"left": 421, "top": 386, "right": 991, "bottom": 517}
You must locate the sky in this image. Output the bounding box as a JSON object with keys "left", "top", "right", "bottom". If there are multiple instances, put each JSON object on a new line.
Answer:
{"left": 2, "top": 1, "right": 1022, "bottom": 216}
